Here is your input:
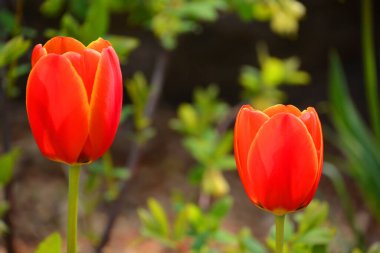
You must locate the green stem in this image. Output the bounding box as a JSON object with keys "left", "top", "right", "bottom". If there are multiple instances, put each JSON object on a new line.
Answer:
{"left": 275, "top": 215, "right": 285, "bottom": 253}
{"left": 67, "top": 165, "right": 80, "bottom": 253}
{"left": 361, "top": 0, "right": 380, "bottom": 141}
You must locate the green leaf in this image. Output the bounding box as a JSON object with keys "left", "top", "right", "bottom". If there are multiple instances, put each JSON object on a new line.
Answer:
{"left": 177, "top": 2, "right": 226, "bottom": 22}
{"left": 295, "top": 201, "right": 329, "bottom": 234}
{"left": 186, "top": 203, "right": 202, "bottom": 226}
{"left": 262, "top": 57, "right": 285, "bottom": 87}
{"left": 0, "top": 10, "right": 16, "bottom": 38}
{"left": 35, "top": 232, "right": 62, "bottom": 253}
{"left": 69, "top": 0, "right": 88, "bottom": 19}
{"left": 60, "top": 14, "right": 80, "bottom": 38}
{"left": 239, "top": 66, "right": 261, "bottom": 92}
{"left": 0, "top": 36, "right": 30, "bottom": 68}
{"left": 173, "top": 207, "right": 188, "bottom": 240}
{"left": 40, "top": 0, "right": 65, "bottom": 17}
{"left": 7, "top": 63, "right": 30, "bottom": 79}
{"left": 214, "top": 155, "right": 236, "bottom": 170}
{"left": 138, "top": 208, "right": 156, "bottom": 233}
{"left": 188, "top": 165, "right": 205, "bottom": 184}
{"left": 328, "top": 51, "right": 380, "bottom": 219}
{"left": 191, "top": 232, "right": 210, "bottom": 251}
{"left": 238, "top": 228, "right": 267, "bottom": 253}
{"left": 81, "top": 0, "right": 109, "bottom": 44}
{"left": 209, "top": 196, "right": 232, "bottom": 219}
{"left": 112, "top": 168, "right": 130, "bottom": 180}
{"left": 147, "top": 198, "right": 170, "bottom": 237}
{"left": 296, "top": 227, "right": 335, "bottom": 245}
{"left": 177, "top": 103, "right": 199, "bottom": 134}
{"left": 214, "top": 229, "right": 236, "bottom": 244}
{"left": 0, "top": 148, "right": 20, "bottom": 186}
{"left": 214, "top": 130, "right": 234, "bottom": 158}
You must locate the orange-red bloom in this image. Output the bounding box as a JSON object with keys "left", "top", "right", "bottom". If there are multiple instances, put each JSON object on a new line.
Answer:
{"left": 234, "top": 104, "right": 323, "bottom": 215}
{"left": 26, "top": 36, "right": 123, "bottom": 165}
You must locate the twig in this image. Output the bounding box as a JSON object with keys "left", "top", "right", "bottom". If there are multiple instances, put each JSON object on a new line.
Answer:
{"left": 95, "top": 50, "right": 169, "bottom": 252}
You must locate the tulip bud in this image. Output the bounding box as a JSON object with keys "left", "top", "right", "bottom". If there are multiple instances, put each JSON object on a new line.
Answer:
{"left": 26, "top": 36, "right": 123, "bottom": 165}
{"left": 234, "top": 104, "right": 323, "bottom": 215}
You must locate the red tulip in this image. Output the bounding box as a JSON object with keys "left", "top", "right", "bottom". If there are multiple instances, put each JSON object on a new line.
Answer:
{"left": 234, "top": 104, "right": 323, "bottom": 215}
{"left": 26, "top": 36, "right": 123, "bottom": 165}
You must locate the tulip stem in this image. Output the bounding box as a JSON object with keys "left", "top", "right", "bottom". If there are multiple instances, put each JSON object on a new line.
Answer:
{"left": 275, "top": 215, "right": 285, "bottom": 253}
{"left": 67, "top": 165, "right": 80, "bottom": 253}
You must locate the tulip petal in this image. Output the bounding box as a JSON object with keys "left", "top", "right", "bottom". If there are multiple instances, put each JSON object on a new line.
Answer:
{"left": 63, "top": 49, "right": 101, "bottom": 103}
{"left": 81, "top": 47, "right": 122, "bottom": 161}
{"left": 26, "top": 54, "right": 89, "bottom": 164}
{"left": 43, "top": 36, "right": 85, "bottom": 55}
{"left": 300, "top": 107, "right": 324, "bottom": 206}
{"left": 247, "top": 113, "right": 318, "bottom": 215}
{"left": 31, "top": 44, "right": 47, "bottom": 67}
{"left": 300, "top": 107, "right": 323, "bottom": 166}
{"left": 264, "top": 104, "right": 302, "bottom": 117}
{"left": 234, "top": 105, "right": 269, "bottom": 202}
{"left": 87, "top": 38, "right": 112, "bottom": 53}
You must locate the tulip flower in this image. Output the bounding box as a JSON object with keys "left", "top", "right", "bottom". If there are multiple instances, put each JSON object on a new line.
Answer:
{"left": 234, "top": 104, "right": 323, "bottom": 253}
{"left": 26, "top": 36, "right": 123, "bottom": 165}
{"left": 26, "top": 36, "right": 122, "bottom": 253}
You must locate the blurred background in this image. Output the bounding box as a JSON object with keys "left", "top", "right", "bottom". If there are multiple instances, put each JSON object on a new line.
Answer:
{"left": 0, "top": 0, "right": 380, "bottom": 252}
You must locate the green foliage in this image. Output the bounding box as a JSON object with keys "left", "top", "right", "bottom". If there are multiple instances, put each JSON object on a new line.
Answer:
{"left": 121, "top": 0, "right": 227, "bottom": 49}
{"left": 139, "top": 199, "right": 336, "bottom": 252}
{"left": 139, "top": 196, "right": 252, "bottom": 251}
{"left": 0, "top": 148, "right": 20, "bottom": 187}
{"left": 0, "top": 36, "right": 31, "bottom": 97}
{"left": 35, "top": 232, "right": 62, "bottom": 253}
{"left": 229, "top": 0, "right": 305, "bottom": 36}
{"left": 170, "top": 85, "right": 234, "bottom": 197}
{"left": 41, "top": 0, "right": 139, "bottom": 61}
{"left": 0, "top": 10, "right": 16, "bottom": 39}
{"left": 0, "top": 148, "right": 20, "bottom": 235}
{"left": 239, "top": 44, "right": 309, "bottom": 110}
{"left": 40, "top": 0, "right": 65, "bottom": 17}
{"left": 328, "top": 52, "right": 380, "bottom": 220}
{"left": 125, "top": 72, "right": 156, "bottom": 144}
{"left": 223, "top": 228, "right": 267, "bottom": 253}
{"left": 125, "top": 72, "right": 151, "bottom": 131}
{"left": 43, "top": 0, "right": 108, "bottom": 44}
{"left": 171, "top": 85, "right": 229, "bottom": 135}
{"left": 138, "top": 198, "right": 172, "bottom": 246}
{"left": 0, "top": 36, "right": 30, "bottom": 68}
{"left": 267, "top": 201, "right": 335, "bottom": 253}
{"left": 40, "top": 0, "right": 305, "bottom": 51}
{"left": 151, "top": 0, "right": 227, "bottom": 49}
